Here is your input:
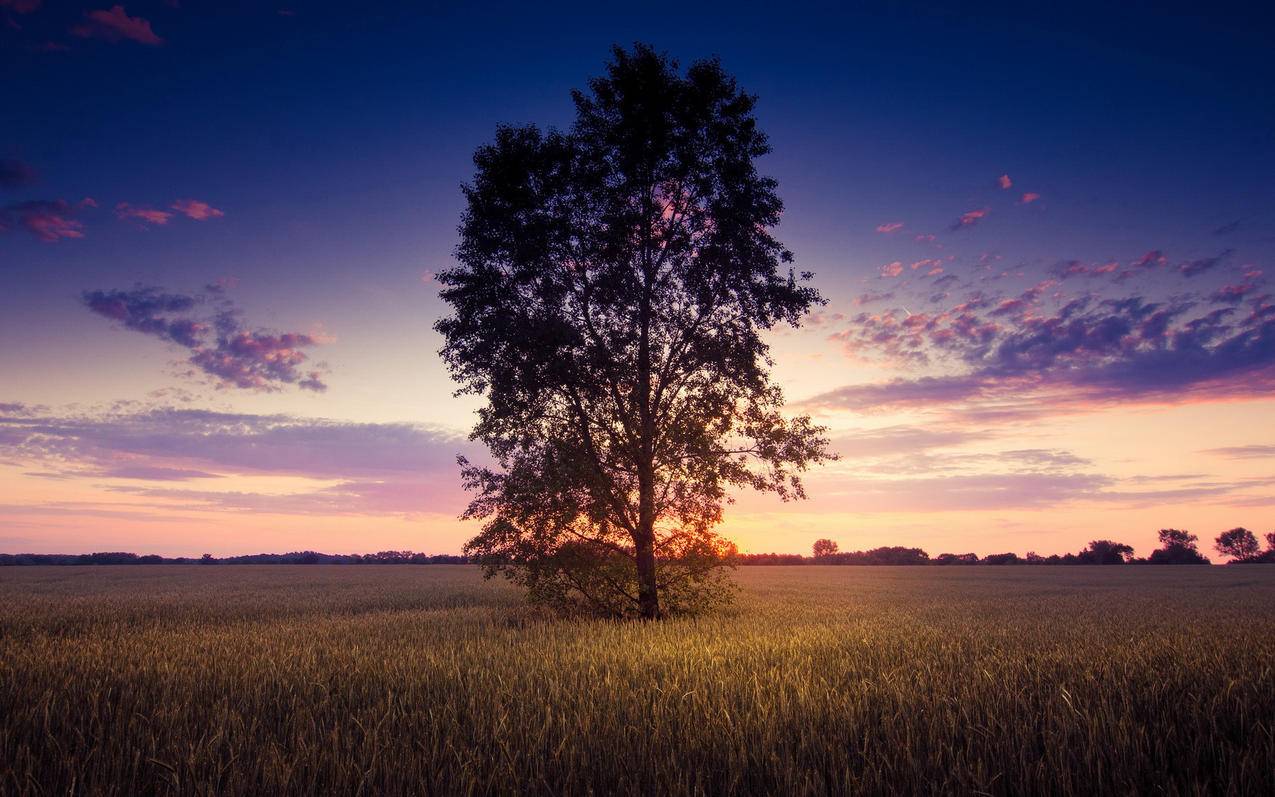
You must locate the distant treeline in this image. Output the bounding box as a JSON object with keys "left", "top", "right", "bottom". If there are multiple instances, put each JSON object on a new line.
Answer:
{"left": 0, "top": 551, "right": 469, "bottom": 566}
{"left": 4, "top": 529, "right": 1273, "bottom": 566}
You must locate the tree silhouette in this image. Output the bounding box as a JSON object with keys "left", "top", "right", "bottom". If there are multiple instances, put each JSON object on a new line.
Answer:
{"left": 438, "top": 45, "right": 832, "bottom": 619}
{"left": 1214, "top": 527, "right": 1260, "bottom": 562}
{"left": 811, "top": 539, "right": 839, "bottom": 558}
{"left": 1077, "top": 539, "right": 1135, "bottom": 565}
{"left": 1147, "top": 528, "right": 1209, "bottom": 564}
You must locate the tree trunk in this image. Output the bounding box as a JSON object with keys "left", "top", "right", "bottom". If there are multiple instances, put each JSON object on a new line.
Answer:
{"left": 634, "top": 508, "right": 660, "bottom": 619}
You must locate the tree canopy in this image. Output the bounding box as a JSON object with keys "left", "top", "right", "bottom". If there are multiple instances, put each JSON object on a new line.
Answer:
{"left": 436, "top": 44, "right": 832, "bottom": 618}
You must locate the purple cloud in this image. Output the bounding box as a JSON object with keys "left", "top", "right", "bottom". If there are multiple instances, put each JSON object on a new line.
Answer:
{"left": 1179, "top": 249, "right": 1233, "bottom": 278}
{"left": 0, "top": 405, "right": 478, "bottom": 516}
{"left": 82, "top": 285, "right": 329, "bottom": 392}
{"left": 71, "top": 5, "right": 163, "bottom": 45}
{"left": 805, "top": 279, "right": 1275, "bottom": 414}
{"left": 1, "top": 199, "right": 88, "bottom": 242}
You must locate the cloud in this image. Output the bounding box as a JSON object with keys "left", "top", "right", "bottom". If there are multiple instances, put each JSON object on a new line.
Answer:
{"left": 879, "top": 261, "right": 904, "bottom": 278}
{"left": 1212, "top": 221, "right": 1240, "bottom": 236}
{"left": 831, "top": 425, "right": 993, "bottom": 458}
{"left": 0, "top": 405, "right": 476, "bottom": 516}
{"left": 115, "top": 202, "right": 172, "bottom": 226}
{"left": 949, "top": 208, "right": 987, "bottom": 231}
{"left": 803, "top": 285, "right": 1275, "bottom": 416}
{"left": 1019, "top": 192, "right": 1040, "bottom": 204}
{"left": 1201, "top": 445, "right": 1275, "bottom": 459}
{"left": 82, "top": 285, "right": 330, "bottom": 392}
{"left": 0, "top": 159, "right": 38, "bottom": 188}
{"left": 171, "top": 198, "right": 224, "bottom": 220}
{"left": 99, "top": 465, "right": 223, "bottom": 481}
{"left": 0, "top": 199, "right": 86, "bottom": 242}
{"left": 997, "top": 174, "right": 1012, "bottom": 190}
{"left": 875, "top": 221, "right": 904, "bottom": 234}
{"left": 71, "top": 5, "right": 162, "bottom": 45}
{"left": 853, "top": 291, "right": 894, "bottom": 306}
{"left": 822, "top": 472, "right": 1114, "bottom": 512}
{"left": 82, "top": 287, "right": 204, "bottom": 346}
{"left": 1179, "top": 249, "right": 1233, "bottom": 278}
{"left": 1211, "top": 283, "right": 1257, "bottom": 304}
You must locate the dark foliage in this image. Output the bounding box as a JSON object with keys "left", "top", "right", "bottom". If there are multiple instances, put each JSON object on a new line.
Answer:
{"left": 1147, "top": 529, "right": 1210, "bottom": 565}
{"left": 811, "top": 538, "right": 839, "bottom": 558}
{"left": 1215, "top": 527, "right": 1262, "bottom": 563}
{"left": 437, "top": 44, "right": 832, "bottom": 618}
{"left": 1076, "top": 539, "right": 1136, "bottom": 565}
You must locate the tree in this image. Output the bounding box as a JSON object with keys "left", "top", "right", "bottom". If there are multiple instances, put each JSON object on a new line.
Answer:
{"left": 811, "top": 539, "right": 839, "bottom": 558}
{"left": 1077, "top": 539, "right": 1135, "bottom": 565}
{"left": 1215, "top": 527, "right": 1260, "bottom": 562}
{"left": 1147, "top": 528, "right": 1209, "bottom": 564}
{"left": 1267, "top": 532, "right": 1275, "bottom": 551}
{"left": 437, "top": 45, "right": 832, "bottom": 619}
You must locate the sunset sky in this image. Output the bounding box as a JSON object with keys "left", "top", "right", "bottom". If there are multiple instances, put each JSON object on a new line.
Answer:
{"left": 3, "top": 2, "right": 1273, "bottom": 558}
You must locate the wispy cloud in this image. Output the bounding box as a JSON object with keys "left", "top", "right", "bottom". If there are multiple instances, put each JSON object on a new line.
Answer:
{"left": 1201, "top": 445, "right": 1275, "bottom": 459}
{"left": 115, "top": 202, "right": 172, "bottom": 226}
{"left": 1019, "top": 192, "right": 1040, "bottom": 204}
{"left": 82, "top": 285, "right": 330, "bottom": 392}
{"left": 949, "top": 208, "right": 987, "bottom": 231}
{"left": 71, "top": 5, "right": 162, "bottom": 45}
{"left": 997, "top": 174, "right": 1012, "bottom": 190}
{"left": 803, "top": 278, "right": 1275, "bottom": 416}
{"left": 171, "top": 199, "right": 224, "bottom": 220}
{"left": 875, "top": 221, "right": 904, "bottom": 234}
{"left": 0, "top": 198, "right": 90, "bottom": 242}
{"left": 0, "top": 405, "right": 475, "bottom": 517}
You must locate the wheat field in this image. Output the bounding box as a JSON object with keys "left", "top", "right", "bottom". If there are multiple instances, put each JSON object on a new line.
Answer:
{"left": 2, "top": 565, "right": 1272, "bottom": 795}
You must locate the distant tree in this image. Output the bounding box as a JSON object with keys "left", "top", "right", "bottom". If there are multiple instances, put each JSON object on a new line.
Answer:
{"left": 1267, "top": 532, "right": 1275, "bottom": 551}
{"left": 438, "top": 45, "right": 832, "bottom": 619}
{"left": 199, "top": 553, "right": 215, "bottom": 564}
{"left": 982, "top": 552, "right": 1021, "bottom": 565}
{"left": 811, "top": 539, "right": 839, "bottom": 558}
{"left": 934, "top": 553, "right": 979, "bottom": 565}
{"left": 1148, "top": 528, "right": 1209, "bottom": 565}
{"left": 1077, "top": 540, "right": 1135, "bottom": 565}
{"left": 1215, "top": 528, "right": 1261, "bottom": 562}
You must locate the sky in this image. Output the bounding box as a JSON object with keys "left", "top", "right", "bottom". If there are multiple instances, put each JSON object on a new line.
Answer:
{"left": 3, "top": 1, "right": 1274, "bottom": 558}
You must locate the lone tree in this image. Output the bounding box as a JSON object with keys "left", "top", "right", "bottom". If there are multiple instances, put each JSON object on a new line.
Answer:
{"left": 1215, "top": 527, "right": 1260, "bottom": 562}
{"left": 811, "top": 539, "right": 839, "bottom": 558}
{"left": 437, "top": 45, "right": 832, "bottom": 619}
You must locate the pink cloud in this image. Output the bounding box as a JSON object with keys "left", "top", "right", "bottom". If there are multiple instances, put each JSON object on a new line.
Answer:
{"left": 170, "top": 199, "right": 224, "bottom": 221}
{"left": 115, "top": 202, "right": 172, "bottom": 226}
{"left": 997, "top": 174, "right": 1012, "bottom": 190}
{"left": 876, "top": 221, "right": 904, "bottom": 234}
{"left": 1, "top": 199, "right": 85, "bottom": 242}
{"left": 1020, "top": 192, "right": 1041, "bottom": 204}
{"left": 911, "top": 258, "right": 942, "bottom": 271}
{"left": 950, "top": 208, "right": 988, "bottom": 231}
{"left": 880, "top": 261, "right": 904, "bottom": 278}
{"left": 71, "top": 5, "right": 162, "bottom": 45}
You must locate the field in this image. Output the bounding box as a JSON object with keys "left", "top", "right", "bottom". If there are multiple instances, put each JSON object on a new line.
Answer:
{"left": 2, "top": 566, "right": 1273, "bottom": 795}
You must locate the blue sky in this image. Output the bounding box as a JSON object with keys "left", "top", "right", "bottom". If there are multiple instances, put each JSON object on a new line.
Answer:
{"left": 2, "top": 2, "right": 1273, "bottom": 556}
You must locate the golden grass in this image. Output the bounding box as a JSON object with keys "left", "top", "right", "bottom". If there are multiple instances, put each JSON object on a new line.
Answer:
{"left": 2, "top": 565, "right": 1272, "bottom": 795}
